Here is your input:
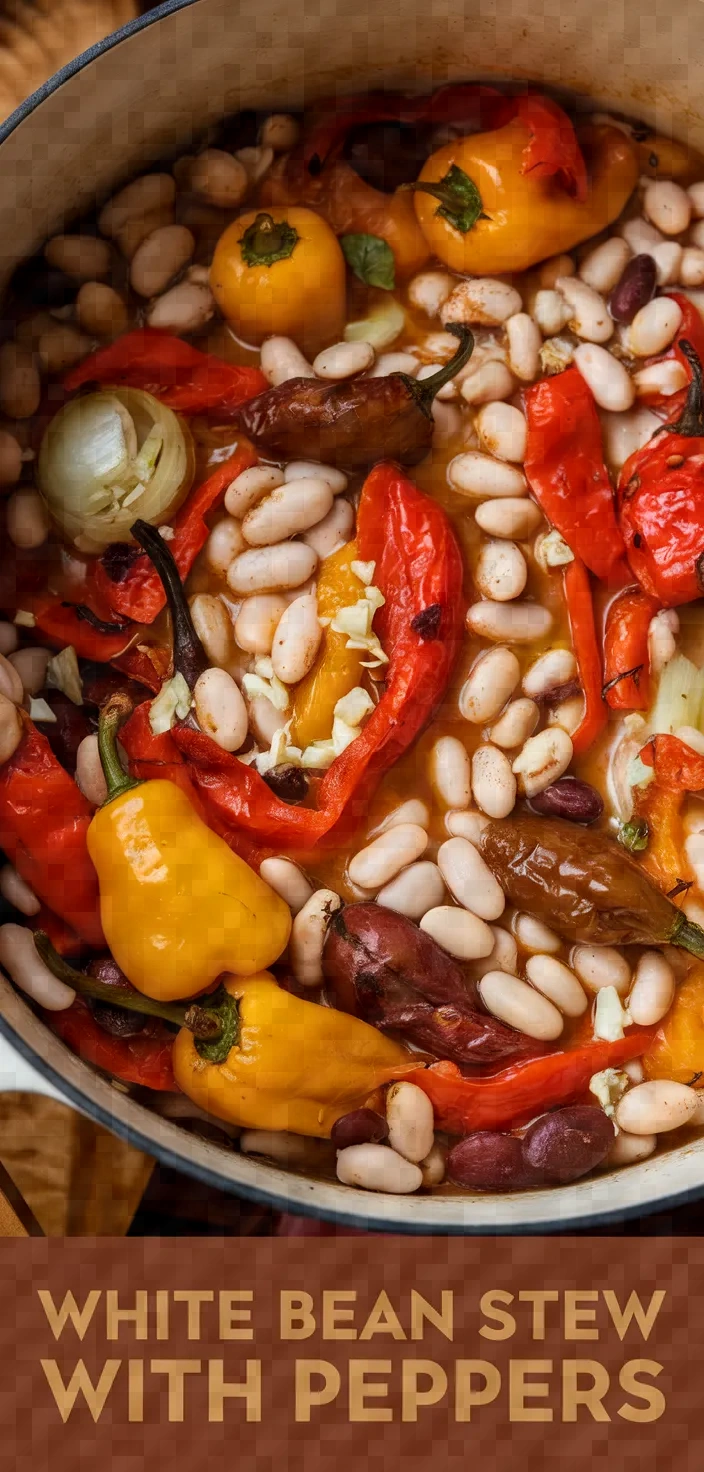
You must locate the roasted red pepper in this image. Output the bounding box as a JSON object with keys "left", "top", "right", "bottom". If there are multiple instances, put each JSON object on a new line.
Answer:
{"left": 641, "top": 733, "right": 704, "bottom": 790}
{"left": 524, "top": 366, "right": 626, "bottom": 582}
{"left": 173, "top": 461, "right": 464, "bottom": 848}
{"left": 50, "top": 997, "right": 175, "bottom": 1091}
{"left": 63, "top": 328, "right": 266, "bottom": 413}
{"left": 603, "top": 587, "right": 661, "bottom": 711}
{"left": 562, "top": 556, "right": 607, "bottom": 754}
{"left": 0, "top": 719, "right": 104, "bottom": 947}
{"left": 617, "top": 335, "right": 704, "bottom": 606}
{"left": 404, "top": 1029, "right": 655, "bottom": 1135}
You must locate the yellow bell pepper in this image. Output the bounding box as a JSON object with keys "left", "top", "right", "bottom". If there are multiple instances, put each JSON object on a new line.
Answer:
{"left": 172, "top": 971, "right": 410, "bottom": 1136}
{"left": 413, "top": 122, "right": 639, "bottom": 275}
{"left": 644, "top": 967, "right": 704, "bottom": 1085}
{"left": 290, "top": 538, "right": 365, "bottom": 749}
{"left": 87, "top": 696, "right": 291, "bottom": 1002}
{"left": 210, "top": 206, "right": 347, "bottom": 357}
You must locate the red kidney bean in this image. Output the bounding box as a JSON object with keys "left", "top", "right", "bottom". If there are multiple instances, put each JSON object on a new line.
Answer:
{"left": 447, "top": 1133, "right": 538, "bottom": 1192}
{"left": 331, "top": 1108, "right": 389, "bottom": 1149}
{"left": 528, "top": 777, "right": 604, "bottom": 824}
{"left": 521, "top": 1105, "right": 615, "bottom": 1183}
{"left": 609, "top": 254, "right": 658, "bottom": 324}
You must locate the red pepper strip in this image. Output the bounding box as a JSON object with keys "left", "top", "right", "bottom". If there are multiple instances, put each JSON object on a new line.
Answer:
{"left": 636, "top": 294, "right": 704, "bottom": 418}
{"left": 49, "top": 998, "right": 176, "bottom": 1091}
{"left": 63, "top": 328, "right": 267, "bottom": 414}
{"left": 562, "top": 556, "right": 607, "bottom": 754}
{"left": 173, "top": 461, "right": 465, "bottom": 848}
{"left": 523, "top": 367, "right": 627, "bottom": 582}
{"left": 0, "top": 720, "right": 104, "bottom": 948}
{"left": 634, "top": 781, "right": 686, "bottom": 895}
{"left": 514, "top": 94, "right": 588, "bottom": 200}
{"left": 92, "top": 446, "right": 257, "bottom": 625}
{"left": 641, "top": 733, "right": 704, "bottom": 791}
{"left": 403, "top": 1030, "right": 655, "bottom": 1135}
{"left": 603, "top": 587, "right": 661, "bottom": 711}
{"left": 28, "top": 905, "right": 84, "bottom": 959}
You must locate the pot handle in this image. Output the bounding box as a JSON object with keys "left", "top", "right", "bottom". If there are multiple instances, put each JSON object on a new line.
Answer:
{"left": 0, "top": 1027, "right": 65, "bottom": 1103}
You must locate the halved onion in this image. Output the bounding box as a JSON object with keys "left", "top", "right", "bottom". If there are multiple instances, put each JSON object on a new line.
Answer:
{"left": 37, "top": 387, "right": 195, "bottom": 552}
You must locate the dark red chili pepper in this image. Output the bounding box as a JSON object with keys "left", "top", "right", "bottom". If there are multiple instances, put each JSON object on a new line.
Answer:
{"left": 0, "top": 718, "right": 104, "bottom": 947}
{"left": 169, "top": 461, "right": 464, "bottom": 847}
{"left": 523, "top": 366, "right": 627, "bottom": 582}
{"left": 227, "top": 325, "right": 473, "bottom": 469}
{"left": 617, "top": 336, "right": 704, "bottom": 606}
{"left": 49, "top": 996, "right": 176, "bottom": 1091}
{"left": 603, "top": 587, "right": 661, "bottom": 710}
{"left": 63, "top": 328, "right": 267, "bottom": 413}
{"left": 18, "top": 593, "right": 167, "bottom": 691}
{"left": 562, "top": 555, "right": 607, "bottom": 754}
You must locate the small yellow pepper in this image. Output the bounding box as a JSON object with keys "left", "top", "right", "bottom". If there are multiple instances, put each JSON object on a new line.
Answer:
{"left": 290, "top": 538, "right": 365, "bottom": 749}
{"left": 210, "top": 206, "right": 347, "bottom": 357}
{"left": 87, "top": 697, "right": 291, "bottom": 1002}
{"left": 644, "top": 967, "right": 704, "bottom": 1085}
{"left": 172, "top": 971, "right": 410, "bottom": 1136}
{"left": 413, "top": 122, "right": 639, "bottom": 275}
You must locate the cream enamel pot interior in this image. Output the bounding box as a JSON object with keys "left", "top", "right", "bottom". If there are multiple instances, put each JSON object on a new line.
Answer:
{"left": 2, "top": 0, "right": 704, "bottom": 1232}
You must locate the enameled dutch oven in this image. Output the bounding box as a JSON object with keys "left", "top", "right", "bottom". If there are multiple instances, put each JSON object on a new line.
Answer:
{"left": 1, "top": 0, "right": 703, "bottom": 1232}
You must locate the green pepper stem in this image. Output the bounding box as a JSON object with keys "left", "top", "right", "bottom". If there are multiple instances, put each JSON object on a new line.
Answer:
{"left": 666, "top": 339, "right": 704, "bottom": 438}
{"left": 403, "top": 323, "right": 474, "bottom": 414}
{"left": 131, "top": 519, "right": 208, "bottom": 688}
{"left": 240, "top": 212, "right": 300, "bottom": 268}
{"left": 671, "top": 910, "right": 704, "bottom": 958}
{"left": 34, "top": 931, "right": 224, "bottom": 1040}
{"left": 98, "top": 693, "right": 142, "bottom": 804}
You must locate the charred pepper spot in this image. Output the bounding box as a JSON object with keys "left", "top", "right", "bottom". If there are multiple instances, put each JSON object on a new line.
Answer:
{"left": 101, "top": 542, "right": 141, "bottom": 584}
{"left": 62, "top": 602, "right": 131, "bottom": 635}
{"left": 696, "top": 550, "right": 704, "bottom": 594}
{"left": 411, "top": 603, "right": 443, "bottom": 640}
{"left": 633, "top": 532, "right": 642, "bottom": 549}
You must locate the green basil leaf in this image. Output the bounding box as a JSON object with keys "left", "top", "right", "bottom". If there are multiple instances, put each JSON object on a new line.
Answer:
{"left": 341, "top": 233, "right": 396, "bottom": 291}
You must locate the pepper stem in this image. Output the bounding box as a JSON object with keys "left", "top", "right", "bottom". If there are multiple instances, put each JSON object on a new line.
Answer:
{"left": 666, "top": 339, "right": 704, "bottom": 438}
{"left": 131, "top": 519, "right": 208, "bottom": 688}
{"left": 239, "top": 212, "right": 300, "bottom": 268}
{"left": 98, "top": 693, "right": 141, "bottom": 804}
{"left": 671, "top": 909, "right": 704, "bottom": 958}
{"left": 403, "top": 323, "right": 474, "bottom": 415}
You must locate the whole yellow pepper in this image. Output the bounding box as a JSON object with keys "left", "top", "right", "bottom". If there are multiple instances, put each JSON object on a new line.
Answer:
{"left": 413, "top": 122, "right": 638, "bottom": 275}
{"left": 644, "top": 967, "right": 704, "bottom": 1085}
{"left": 210, "top": 206, "right": 347, "bottom": 356}
{"left": 87, "top": 696, "right": 291, "bottom": 1002}
{"left": 172, "top": 971, "right": 410, "bottom": 1137}
{"left": 290, "top": 538, "right": 365, "bottom": 750}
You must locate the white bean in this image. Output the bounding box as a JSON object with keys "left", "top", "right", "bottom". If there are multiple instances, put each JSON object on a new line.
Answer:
{"left": 76, "top": 281, "right": 128, "bottom": 338}
{"left": 260, "top": 336, "right": 315, "bottom": 385}
{"left": 420, "top": 1143, "right": 446, "bottom": 1186}
{"left": 466, "top": 600, "right": 553, "bottom": 643}
{"left": 369, "top": 352, "right": 420, "bottom": 377}
{"left": 512, "top": 726, "right": 573, "bottom": 797}
{"left": 628, "top": 951, "right": 675, "bottom": 1026}
{"left": 259, "top": 114, "right": 300, "bottom": 152}
{"left": 634, "top": 360, "right": 688, "bottom": 397}
{"left": 650, "top": 241, "right": 683, "bottom": 285}
{"left": 239, "top": 1130, "right": 330, "bottom": 1167}
{"left": 0, "top": 623, "right": 18, "bottom": 656}
{"left": 0, "top": 344, "right": 40, "bottom": 419}
{"left": 271, "top": 594, "right": 322, "bottom": 684}
{"left": 242, "top": 478, "right": 333, "bottom": 546}
{"left": 606, "top": 1130, "right": 657, "bottom": 1167}
{"left": 284, "top": 461, "right": 348, "bottom": 494}
{"left": 619, "top": 216, "right": 664, "bottom": 253}
{"left": 448, "top": 451, "right": 527, "bottom": 500}
{"left": 548, "top": 694, "right": 586, "bottom": 735}
{"left": 302, "top": 497, "right": 355, "bottom": 559}
{"left": 227, "top": 542, "right": 318, "bottom": 595}
{"left": 0, "top": 923, "right": 75, "bottom": 1010}
{"left": 408, "top": 271, "right": 455, "bottom": 316}
{"left": 571, "top": 944, "right": 631, "bottom": 996}
{"left": 445, "top": 810, "right": 489, "bottom": 845}
{"left": 348, "top": 824, "right": 428, "bottom": 890}
{"left": 483, "top": 925, "right": 519, "bottom": 975}
{"left": 234, "top": 594, "right": 287, "bottom": 655}
{"left": 428, "top": 736, "right": 471, "bottom": 809}
{"left": 689, "top": 222, "right": 704, "bottom": 250}
{"left": 437, "top": 836, "right": 505, "bottom": 921}
{"left": 506, "top": 313, "right": 541, "bottom": 381}
{"left": 420, "top": 905, "right": 494, "bottom": 960}
{"left": 599, "top": 404, "right": 662, "bottom": 471}
{"left": 0, "top": 694, "right": 22, "bottom": 764}
{"left": 190, "top": 149, "right": 248, "bottom": 208}
{"left": 376, "top": 861, "right": 445, "bottom": 920}
{"left": 0, "top": 432, "right": 22, "bottom": 488}
{"left": 37, "top": 322, "right": 92, "bottom": 375}
{"left": 258, "top": 857, "right": 313, "bottom": 916}
{"left": 476, "top": 402, "right": 527, "bottom": 462}
{"left": 522, "top": 648, "right": 577, "bottom": 699}
{"left": 377, "top": 800, "right": 430, "bottom": 833}
{"left": 386, "top": 1082, "right": 435, "bottom": 1163}
{"left": 75, "top": 732, "right": 108, "bottom": 807}
{"left": 416, "top": 360, "right": 457, "bottom": 402}
{"left": 579, "top": 236, "right": 631, "bottom": 293}
{"left": 146, "top": 280, "right": 214, "bottom": 333}
{"left": 623, "top": 1057, "right": 646, "bottom": 1085}
{"left": 616, "top": 1080, "right": 698, "bottom": 1135}
{"left": 336, "top": 1143, "right": 422, "bottom": 1193}
{"left": 246, "top": 694, "right": 285, "bottom": 746}
{"left": 524, "top": 955, "right": 588, "bottom": 1017}
{"left": 475, "top": 498, "right": 542, "bottom": 540}
{"left": 313, "top": 340, "right": 374, "bottom": 379}
{"left": 441, "top": 277, "right": 522, "bottom": 326}
{"left": 45, "top": 233, "right": 111, "bottom": 281}
{"left": 689, "top": 181, "right": 704, "bottom": 218}
{"left": 0, "top": 865, "right": 39, "bottom": 917}
{"left": 539, "top": 254, "right": 575, "bottom": 288}
{"left": 290, "top": 889, "right": 342, "bottom": 987}
{"left": 556, "top": 276, "right": 612, "bottom": 342}
{"left": 193, "top": 667, "right": 248, "bottom": 751}
{"left": 98, "top": 173, "right": 175, "bottom": 238}
{"left": 489, "top": 698, "right": 540, "bottom": 750}
{"left": 513, "top": 912, "right": 562, "bottom": 954}
{"left": 679, "top": 247, "right": 704, "bottom": 287}
{"left": 572, "top": 343, "right": 635, "bottom": 412}
{"left": 471, "top": 744, "right": 516, "bottom": 819}
{"left": 205, "top": 517, "right": 246, "bottom": 577}
{"left": 479, "top": 970, "right": 564, "bottom": 1040}
{"left": 474, "top": 539, "right": 527, "bottom": 602}
{"left": 460, "top": 361, "right": 515, "bottom": 405}
{"left": 225, "top": 465, "right": 284, "bottom": 519}
{"left": 644, "top": 179, "right": 692, "bottom": 235}
{"left": 130, "top": 224, "right": 194, "bottom": 298}
{"left": 458, "top": 646, "right": 520, "bottom": 724}
{"left": 628, "top": 297, "right": 683, "bottom": 357}
{"left": 0, "top": 653, "right": 24, "bottom": 705}
{"left": 532, "top": 289, "right": 571, "bottom": 335}
{"left": 9, "top": 646, "right": 49, "bottom": 697}
{"left": 189, "top": 594, "right": 233, "bottom": 668}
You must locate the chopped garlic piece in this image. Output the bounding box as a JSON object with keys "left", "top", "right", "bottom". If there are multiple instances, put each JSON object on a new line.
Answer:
{"left": 46, "top": 645, "right": 83, "bottom": 706}
{"left": 14, "top": 610, "right": 35, "bottom": 628}
{"left": 242, "top": 672, "right": 289, "bottom": 712}
{"left": 29, "top": 697, "right": 56, "bottom": 723}
{"left": 334, "top": 687, "right": 375, "bottom": 727}
{"left": 255, "top": 723, "right": 303, "bottom": 774}
{"left": 593, "top": 986, "right": 632, "bottom": 1043}
{"left": 351, "top": 560, "right": 376, "bottom": 586}
{"left": 301, "top": 740, "right": 336, "bottom": 769}
{"left": 589, "top": 1068, "right": 629, "bottom": 1118}
{"left": 149, "top": 672, "right": 193, "bottom": 735}
{"left": 331, "top": 600, "right": 373, "bottom": 640}
{"left": 541, "top": 529, "right": 574, "bottom": 568}
{"left": 158, "top": 524, "right": 176, "bottom": 541}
